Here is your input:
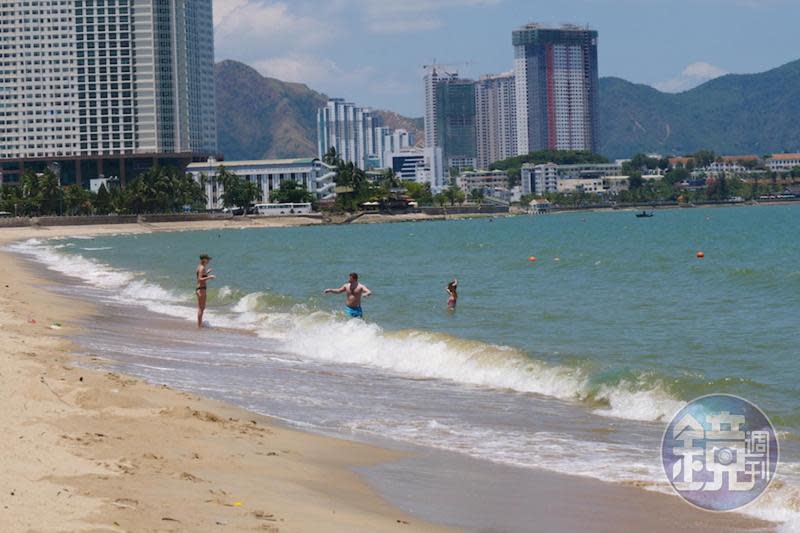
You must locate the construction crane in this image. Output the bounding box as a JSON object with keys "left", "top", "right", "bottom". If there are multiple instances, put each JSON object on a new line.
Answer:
{"left": 422, "top": 60, "right": 476, "bottom": 77}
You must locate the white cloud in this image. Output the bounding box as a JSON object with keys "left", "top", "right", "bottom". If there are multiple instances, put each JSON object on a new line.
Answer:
{"left": 252, "top": 54, "right": 414, "bottom": 99}
{"left": 210, "top": 0, "right": 500, "bottom": 111}
{"left": 213, "top": 1, "right": 328, "bottom": 56}
{"left": 252, "top": 54, "right": 369, "bottom": 86}
{"left": 653, "top": 61, "right": 728, "bottom": 93}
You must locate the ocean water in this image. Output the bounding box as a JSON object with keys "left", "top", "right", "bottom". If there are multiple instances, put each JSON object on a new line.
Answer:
{"left": 9, "top": 205, "right": 800, "bottom": 528}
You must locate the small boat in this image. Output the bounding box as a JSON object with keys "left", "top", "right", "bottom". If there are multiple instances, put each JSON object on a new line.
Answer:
{"left": 636, "top": 211, "right": 654, "bottom": 218}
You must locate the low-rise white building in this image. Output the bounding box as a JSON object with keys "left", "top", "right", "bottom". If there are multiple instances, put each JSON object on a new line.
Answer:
{"left": 767, "top": 153, "right": 800, "bottom": 173}
{"left": 457, "top": 170, "right": 509, "bottom": 194}
{"left": 522, "top": 162, "right": 623, "bottom": 196}
{"left": 557, "top": 178, "right": 604, "bottom": 194}
{"left": 188, "top": 158, "right": 336, "bottom": 211}
{"left": 705, "top": 156, "right": 760, "bottom": 175}
{"left": 522, "top": 163, "right": 558, "bottom": 195}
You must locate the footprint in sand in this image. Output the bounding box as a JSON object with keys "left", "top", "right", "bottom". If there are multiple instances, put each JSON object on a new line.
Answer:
{"left": 179, "top": 472, "right": 205, "bottom": 483}
{"left": 253, "top": 510, "right": 278, "bottom": 522}
{"left": 112, "top": 498, "right": 139, "bottom": 510}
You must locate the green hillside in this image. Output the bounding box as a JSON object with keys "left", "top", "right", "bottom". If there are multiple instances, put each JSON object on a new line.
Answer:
{"left": 599, "top": 59, "right": 800, "bottom": 158}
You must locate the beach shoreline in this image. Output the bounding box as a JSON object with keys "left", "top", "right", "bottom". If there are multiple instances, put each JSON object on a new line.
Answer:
{"left": 0, "top": 228, "right": 459, "bottom": 531}
{"left": 0, "top": 222, "right": 779, "bottom": 532}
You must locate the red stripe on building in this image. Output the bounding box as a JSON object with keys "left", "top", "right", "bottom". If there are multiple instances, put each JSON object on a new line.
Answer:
{"left": 545, "top": 44, "right": 556, "bottom": 150}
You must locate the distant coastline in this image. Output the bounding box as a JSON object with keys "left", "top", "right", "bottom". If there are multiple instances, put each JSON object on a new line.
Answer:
{"left": 0, "top": 198, "right": 797, "bottom": 237}
{"left": 543, "top": 197, "right": 800, "bottom": 214}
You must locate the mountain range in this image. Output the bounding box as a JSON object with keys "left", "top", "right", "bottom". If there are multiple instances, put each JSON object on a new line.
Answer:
{"left": 215, "top": 58, "right": 800, "bottom": 162}
{"left": 214, "top": 60, "right": 422, "bottom": 161}
{"left": 598, "top": 59, "right": 800, "bottom": 158}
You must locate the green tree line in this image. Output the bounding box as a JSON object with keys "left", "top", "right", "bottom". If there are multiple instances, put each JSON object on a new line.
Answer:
{"left": 0, "top": 166, "right": 206, "bottom": 216}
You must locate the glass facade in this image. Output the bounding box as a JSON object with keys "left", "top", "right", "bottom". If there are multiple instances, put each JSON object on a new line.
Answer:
{"left": 435, "top": 79, "right": 477, "bottom": 171}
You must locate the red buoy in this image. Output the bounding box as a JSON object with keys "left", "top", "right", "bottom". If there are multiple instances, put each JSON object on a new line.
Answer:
{"left": 696, "top": 251, "right": 705, "bottom": 259}
{"left": 528, "top": 256, "right": 537, "bottom": 263}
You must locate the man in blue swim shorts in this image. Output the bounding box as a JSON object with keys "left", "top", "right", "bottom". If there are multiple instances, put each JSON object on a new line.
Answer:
{"left": 323, "top": 272, "right": 372, "bottom": 319}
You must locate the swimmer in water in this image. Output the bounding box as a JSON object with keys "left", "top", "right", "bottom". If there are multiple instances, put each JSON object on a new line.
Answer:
{"left": 446, "top": 279, "right": 458, "bottom": 311}
{"left": 323, "top": 272, "right": 372, "bottom": 318}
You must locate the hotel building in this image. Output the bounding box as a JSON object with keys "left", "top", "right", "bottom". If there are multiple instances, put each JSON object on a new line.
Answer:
{"left": 0, "top": 0, "right": 218, "bottom": 185}
{"left": 475, "top": 72, "right": 517, "bottom": 170}
{"left": 513, "top": 23, "right": 600, "bottom": 154}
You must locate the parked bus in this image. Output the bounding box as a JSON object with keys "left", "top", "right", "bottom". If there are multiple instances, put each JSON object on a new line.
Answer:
{"left": 253, "top": 203, "right": 313, "bottom": 216}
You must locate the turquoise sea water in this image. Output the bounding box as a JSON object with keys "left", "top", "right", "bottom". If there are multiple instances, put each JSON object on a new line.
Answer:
{"left": 11, "top": 205, "right": 800, "bottom": 526}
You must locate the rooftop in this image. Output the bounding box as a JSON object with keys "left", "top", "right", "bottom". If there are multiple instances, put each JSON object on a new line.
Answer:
{"left": 517, "top": 23, "right": 593, "bottom": 31}
{"left": 187, "top": 158, "right": 321, "bottom": 169}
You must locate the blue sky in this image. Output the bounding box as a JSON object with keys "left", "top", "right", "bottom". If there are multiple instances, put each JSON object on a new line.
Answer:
{"left": 213, "top": 0, "right": 800, "bottom": 116}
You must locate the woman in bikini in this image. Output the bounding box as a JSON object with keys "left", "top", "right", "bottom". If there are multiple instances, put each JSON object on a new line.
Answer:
{"left": 196, "top": 254, "right": 216, "bottom": 328}
{"left": 445, "top": 279, "right": 458, "bottom": 312}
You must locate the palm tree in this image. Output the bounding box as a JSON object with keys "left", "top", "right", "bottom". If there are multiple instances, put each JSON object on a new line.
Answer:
{"left": 32, "top": 170, "right": 61, "bottom": 215}
{"left": 20, "top": 171, "right": 39, "bottom": 213}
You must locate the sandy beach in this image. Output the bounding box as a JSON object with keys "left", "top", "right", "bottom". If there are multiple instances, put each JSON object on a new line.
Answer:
{"left": 0, "top": 222, "right": 459, "bottom": 532}
{"left": 0, "top": 219, "right": 779, "bottom": 532}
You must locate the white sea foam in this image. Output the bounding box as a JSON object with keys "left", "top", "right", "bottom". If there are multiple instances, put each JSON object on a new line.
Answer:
{"left": 218, "top": 286, "right": 234, "bottom": 300}
{"left": 232, "top": 291, "right": 264, "bottom": 313}
{"left": 347, "top": 417, "right": 660, "bottom": 483}
{"left": 8, "top": 238, "right": 195, "bottom": 321}
{"left": 592, "top": 382, "right": 686, "bottom": 422}
{"left": 266, "top": 312, "right": 692, "bottom": 426}
{"left": 280, "top": 316, "right": 591, "bottom": 401}
{"left": 9, "top": 239, "right": 134, "bottom": 289}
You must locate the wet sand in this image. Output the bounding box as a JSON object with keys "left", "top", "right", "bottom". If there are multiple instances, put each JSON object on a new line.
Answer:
{"left": 0, "top": 223, "right": 777, "bottom": 532}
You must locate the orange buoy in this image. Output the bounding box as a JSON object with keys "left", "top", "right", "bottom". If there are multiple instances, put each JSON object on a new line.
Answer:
{"left": 528, "top": 256, "right": 537, "bottom": 263}
{"left": 696, "top": 251, "right": 705, "bottom": 259}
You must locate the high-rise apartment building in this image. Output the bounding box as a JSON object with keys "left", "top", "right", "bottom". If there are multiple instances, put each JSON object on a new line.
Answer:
{"left": 372, "top": 127, "right": 412, "bottom": 170}
{"left": 317, "top": 98, "right": 380, "bottom": 170}
{"left": 0, "top": 0, "right": 217, "bottom": 185}
{"left": 317, "top": 99, "right": 419, "bottom": 171}
{"left": 475, "top": 72, "right": 517, "bottom": 170}
{"left": 423, "top": 67, "right": 457, "bottom": 152}
{"left": 423, "top": 66, "right": 477, "bottom": 173}
{"left": 513, "top": 23, "right": 599, "bottom": 155}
